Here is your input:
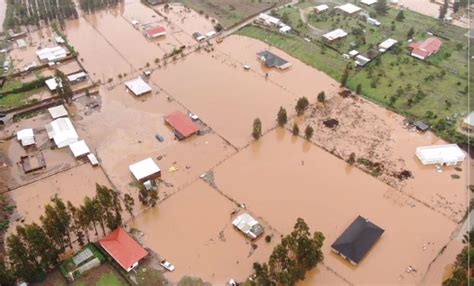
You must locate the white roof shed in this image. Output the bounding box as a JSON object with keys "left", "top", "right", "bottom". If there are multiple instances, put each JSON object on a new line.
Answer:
{"left": 125, "top": 77, "right": 152, "bottom": 96}
{"left": 129, "top": 158, "right": 161, "bottom": 181}
{"left": 315, "top": 4, "right": 329, "bottom": 12}
{"left": 232, "top": 213, "right": 264, "bottom": 239}
{"left": 337, "top": 3, "right": 362, "bottom": 14}
{"left": 48, "top": 105, "right": 68, "bottom": 119}
{"left": 378, "top": 38, "right": 398, "bottom": 52}
{"left": 361, "top": 0, "right": 378, "bottom": 5}
{"left": 463, "top": 112, "right": 474, "bottom": 127}
{"left": 36, "top": 46, "right": 68, "bottom": 62}
{"left": 17, "top": 128, "right": 35, "bottom": 146}
{"left": 323, "top": 29, "right": 348, "bottom": 41}
{"left": 416, "top": 144, "right": 466, "bottom": 166}
{"left": 45, "top": 117, "right": 79, "bottom": 148}
{"left": 69, "top": 140, "right": 90, "bottom": 158}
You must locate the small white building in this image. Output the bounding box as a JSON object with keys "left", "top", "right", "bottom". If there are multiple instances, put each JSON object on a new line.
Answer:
{"left": 67, "top": 71, "right": 88, "bottom": 83}
{"left": 378, "top": 38, "right": 397, "bottom": 52}
{"left": 125, "top": 77, "right": 152, "bottom": 96}
{"left": 279, "top": 25, "right": 291, "bottom": 33}
{"left": 69, "top": 140, "right": 90, "bottom": 159}
{"left": 349, "top": 50, "right": 359, "bottom": 58}
{"left": 232, "top": 213, "right": 264, "bottom": 240}
{"left": 257, "top": 13, "right": 281, "bottom": 26}
{"left": 206, "top": 31, "right": 217, "bottom": 38}
{"left": 88, "top": 153, "right": 99, "bottom": 166}
{"left": 45, "top": 78, "right": 59, "bottom": 91}
{"left": 129, "top": 158, "right": 161, "bottom": 183}
{"left": 36, "top": 46, "right": 68, "bottom": 62}
{"left": 45, "top": 117, "right": 79, "bottom": 148}
{"left": 416, "top": 144, "right": 466, "bottom": 166}
{"left": 323, "top": 29, "right": 348, "bottom": 41}
{"left": 315, "top": 4, "right": 329, "bottom": 13}
{"left": 48, "top": 105, "right": 69, "bottom": 119}
{"left": 355, "top": 54, "right": 371, "bottom": 67}
{"left": 336, "top": 3, "right": 362, "bottom": 14}
{"left": 16, "top": 128, "right": 35, "bottom": 147}
{"left": 367, "top": 17, "right": 381, "bottom": 27}
{"left": 55, "top": 36, "right": 65, "bottom": 44}
{"left": 361, "top": 0, "right": 378, "bottom": 5}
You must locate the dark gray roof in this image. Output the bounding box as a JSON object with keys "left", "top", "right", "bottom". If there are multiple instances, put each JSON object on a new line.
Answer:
{"left": 413, "top": 120, "right": 429, "bottom": 131}
{"left": 257, "top": 51, "right": 288, "bottom": 68}
{"left": 331, "top": 216, "right": 384, "bottom": 264}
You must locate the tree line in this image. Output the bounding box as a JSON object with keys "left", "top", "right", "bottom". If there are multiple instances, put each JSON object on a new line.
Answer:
{"left": 79, "top": 0, "right": 123, "bottom": 14}
{"left": 0, "top": 184, "right": 135, "bottom": 285}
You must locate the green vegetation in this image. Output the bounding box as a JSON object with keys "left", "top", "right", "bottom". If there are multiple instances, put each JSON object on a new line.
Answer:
{"left": 136, "top": 266, "right": 168, "bottom": 286}
{"left": 78, "top": 0, "right": 122, "bottom": 13}
{"left": 252, "top": 117, "right": 262, "bottom": 140}
{"left": 238, "top": 4, "right": 471, "bottom": 145}
{"left": 178, "top": 276, "right": 212, "bottom": 286}
{"left": 304, "top": 125, "right": 313, "bottom": 140}
{"left": 292, "top": 122, "right": 299, "bottom": 136}
{"left": 250, "top": 218, "right": 324, "bottom": 286}
{"left": 138, "top": 184, "right": 158, "bottom": 207}
{"left": 443, "top": 230, "right": 473, "bottom": 286}
{"left": 295, "top": 96, "right": 309, "bottom": 116}
{"left": 59, "top": 244, "right": 106, "bottom": 281}
{"left": 0, "top": 77, "right": 50, "bottom": 109}
{"left": 179, "top": 0, "right": 287, "bottom": 28}
{"left": 277, "top": 106, "right": 288, "bottom": 126}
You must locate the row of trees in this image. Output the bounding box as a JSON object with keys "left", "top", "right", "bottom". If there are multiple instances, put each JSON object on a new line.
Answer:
{"left": 79, "top": 0, "right": 123, "bottom": 13}
{"left": 5, "top": 0, "right": 78, "bottom": 29}
{"left": 1, "top": 184, "right": 134, "bottom": 284}
{"left": 250, "top": 218, "right": 325, "bottom": 286}
{"left": 54, "top": 69, "right": 73, "bottom": 104}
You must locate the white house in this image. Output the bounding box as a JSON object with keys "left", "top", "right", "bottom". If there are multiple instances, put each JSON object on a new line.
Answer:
{"left": 45, "top": 117, "right": 79, "bottom": 148}
{"left": 232, "top": 213, "right": 264, "bottom": 239}
{"left": 336, "top": 3, "right": 362, "bottom": 14}
{"left": 257, "top": 13, "right": 281, "bottom": 26}
{"left": 69, "top": 140, "right": 90, "bottom": 159}
{"left": 48, "top": 105, "right": 68, "bottom": 119}
{"left": 378, "top": 38, "right": 397, "bottom": 52}
{"left": 125, "top": 77, "right": 152, "bottom": 96}
{"left": 315, "top": 4, "right": 329, "bottom": 13}
{"left": 36, "top": 46, "right": 68, "bottom": 62}
{"left": 323, "top": 29, "right": 348, "bottom": 41}
{"left": 416, "top": 144, "right": 466, "bottom": 166}
{"left": 129, "top": 158, "right": 161, "bottom": 182}
{"left": 16, "top": 128, "right": 35, "bottom": 147}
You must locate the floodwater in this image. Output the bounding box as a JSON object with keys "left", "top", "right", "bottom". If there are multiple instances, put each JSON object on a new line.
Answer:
{"left": 131, "top": 180, "right": 276, "bottom": 284}
{"left": 213, "top": 129, "right": 460, "bottom": 285}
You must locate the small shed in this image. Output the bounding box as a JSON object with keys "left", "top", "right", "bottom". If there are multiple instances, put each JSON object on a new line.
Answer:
{"left": 232, "top": 213, "right": 264, "bottom": 239}
{"left": 355, "top": 54, "right": 371, "bottom": 67}
{"left": 323, "top": 29, "right": 348, "bottom": 41}
{"left": 314, "top": 4, "right": 329, "bottom": 13}
{"left": 67, "top": 71, "right": 88, "bottom": 83}
{"left": 361, "top": 0, "right": 378, "bottom": 5}
{"left": 45, "top": 77, "right": 59, "bottom": 91}
{"left": 416, "top": 144, "right": 466, "bottom": 166}
{"left": 331, "top": 216, "right": 384, "bottom": 265}
{"left": 349, "top": 50, "right": 359, "bottom": 58}
{"left": 48, "top": 105, "right": 68, "bottom": 119}
{"left": 336, "top": 3, "right": 361, "bottom": 14}
{"left": 129, "top": 158, "right": 161, "bottom": 183}
{"left": 125, "top": 77, "right": 152, "bottom": 96}
{"left": 413, "top": 120, "right": 429, "bottom": 132}
{"left": 378, "top": 38, "right": 397, "bottom": 52}
{"left": 279, "top": 25, "right": 291, "bottom": 33}
{"left": 144, "top": 26, "right": 166, "bottom": 38}
{"left": 257, "top": 51, "right": 291, "bottom": 69}
{"left": 87, "top": 153, "right": 99, "bottom": 166}
{"left": 165, "top": 111, "right": 200, "bottom": 140}
{"left": 461, "top": 112, "right": 474, "bottom": 132}
{"left": 16, "top": 128, "right": 35, "bottom": 147}
{"left": 69, "top": 140, "right": 90, "bottom": 159}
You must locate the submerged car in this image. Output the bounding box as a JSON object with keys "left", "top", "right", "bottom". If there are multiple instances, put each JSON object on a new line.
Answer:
{"left": 160, "top": 259, "right": 175, "bottom": 272}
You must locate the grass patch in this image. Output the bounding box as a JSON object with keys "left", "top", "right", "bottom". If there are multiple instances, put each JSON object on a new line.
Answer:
{"left": 0, "top": 87, "right": 44, "bottom": 109}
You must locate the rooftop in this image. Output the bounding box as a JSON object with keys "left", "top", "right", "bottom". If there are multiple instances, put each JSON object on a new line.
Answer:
{"left": 337, "top": 3, "right": 362, "bottom": 14}
{"left": 257, "top": 51, "right": 291, "bottom": 69}
{"left": 323, "top": 28, "right": 348, "bottom": 41}
{"left": 361, "top": 0, "right": 378, "bottom": 5}
{"left": 48, "top": 105, "right": 68, "bottom": 119}
{"left": 165, "top": 111, "right": 200, "bottom": 139}
{"left": 69, "top": 140, "right": 90, "bottom": 158}
{"left": 416, "top": 144, "right": 466, "bottom": 165}
{"left": 232, "top": 213, "right": 264, "bottom": 239}
{"left": 463, "top": 112, "right": 474, "bottom": 126}
{"left": 45, "top": 117, "right": 79, "bottom": 148}
{"left": 125, "top": 77, "right": 152, "bottom": 96}
{"left": 378, "top": 38, "right": 398, "bottom": 51}
{"left": 129, "top": 158, "right": 161, "bottom": 181}
{"left": 315, "top": 4, "right": 329, "bottom": 12}
{"left": 409, "top": 37, "right": 443, "bottom": 60}
{"left": 145, "top": 26, "right": 166, "bottom": 38}
{"left": 17, "top": 128, "right": 35, "bottom": 146}
{"left": 331, "top": 216, "right": 384, "bottom": 264}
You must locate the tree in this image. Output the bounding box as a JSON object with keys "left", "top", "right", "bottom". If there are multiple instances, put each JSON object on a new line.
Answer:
{"left": 304, "top": 125, "right": 313, "bottom": 140}
{"left": 124, "top": 194, "right": 135, "bottom": 218}
{"left": 439, "top": 0, "right": 449, "bottom": 19}
{"left": 40, "top": 195, "right": 72, "bottom": 251}
{"left": 356, "top": 83, "right": 362, "bottom": 94}
{"left": 347, "top": 152, "right": 356, "bottom": 165}
{"left": 277, "top": 107, "right": 288, "bottom": 127}
{"left": 138, "top": 185, "right": 159, "bottom": 207}
{"left": 341, "top": 65, "right": 350, "bottom": 87}
{"left": 317, "top": 91, "right": 325, "bottom": 103}
{"left": 253, "top": 218, "right": 325, "bottom": 286}
{"left": 252, "top": 118, "right": 262, "bottom": 140}
{"left": 443, "top": 230, "right": 473, "bottom": 285}
{"left": 54, "top": 69, "right": 73, "bottom": 104}
{"left": 7, "top": 233, "right": 45, "bottom": 283}
{"left": 407, "top": 27, "right": 415, "bottom": 39}
{"left": 0, "top": 258, "right": 15, "bottom": 286}
{"left": 375, "top": 0, "right": 387, "bottom": 14}
{"left": 396, "top": 10, "right": 405, "bottom": 21}
{"left": 292, "top": 123, "right": 299, "bottom": 136}
{"left": 295, "top": 97, "right": 309, "bottom": 116}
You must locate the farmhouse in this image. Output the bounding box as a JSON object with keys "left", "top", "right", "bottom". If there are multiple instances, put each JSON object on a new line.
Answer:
{"left": 336, "top": 3, "right": 361, "bottom": 14}
{"left": 232, "top": 213, "right": 264, "bottom": 239}
{"left": 16, "top": 128, "right": 35, "bottom": 147}
{"left": 99, "top": 228, "right": 148, "bottom": 272}
{"left": 314, "top": 4, "right": 329, "bottom": 13}
{"left": 45, "top": 117, "right": 79, "bottom": 148}
{"left": 257, "top": 51, "right": 291, "bottom": 69}
{"left": 124, "top": 77, "right": 152, "bottom": 96}
{"left": 69, "top": 140, "right": 90, "bottom": 159}
{"left": 331, "top": 216, "right": 384, "bottom": 265}
{"left": 323, "top": 28, "right": 348, "bottom": 41}
{"left": 378, "top": 38, "right": 397, "bottom": 52}
{"left": 36, "top": 46, "right": 68, "bottom": 62}
{"left": 361, "top": 0, "right": 378, "bottom": 5}
{"left": 256, "top": 13, "right": 281, "bottom": 27}
{"left": 165, "top": 111, "right": 200, "bottom": 140}
{"left": 48, "top": 105, "right": 68, "bottom": 119}
{"left": 129, "top": 157, "right": 161, "bottom": 183}
{"left": 416, "top": 144, "right": 465, "bottom": 166}
{"left": 461, "top": 112, "right": 474, "bottom": 132}
{"left": 355, "top": 54, "right": 371, "bottom": 67}
{"left": 144, "top": 26, "right": 166, "bottom": 38}
{"left": 409, "top": 37, "right": 443, "bottom": 60}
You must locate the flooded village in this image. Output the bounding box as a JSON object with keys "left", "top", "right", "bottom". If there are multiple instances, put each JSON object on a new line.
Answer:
{"left": 0, "top": 0, "right": 472, "bottom": 285}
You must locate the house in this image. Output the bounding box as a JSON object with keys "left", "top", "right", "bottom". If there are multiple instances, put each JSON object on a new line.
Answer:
{"left": 165, "top": 111, "right": 200, "bottom": 140}
{"left": 55, "top": 36, "right": 65, "bottom": 44}
{"left": 461, "top": 112, "right": 474, "bottom": 132}
{"left": 323, "top": 29, "right": 348, "bottom": 41}
{"left": 279, "top": 25, "right": 291, "bottom": 33}
{"left": 257, "top": 51, "right": 292, "bottom": 70}
{"left": 355, "top": 54, "right": 371, "bottom": 67}
{"left": 206, "top": 31, "right": 217, "bottom": 38}
{"left": 361, "top": 0, "right": 378, "bottom": 5}
{"left": 378, "top": 38, "right": 397, "bottom": 52}
{"left": 48, "top": 105, "right": 69, "bottom": 119}
{"left": 367, "top": 17, "right": 381, "bottom": 27}
{"left": 336, "top": 3, "right": 362, "bottom": 15}
{"left": 99, "top": 228, "right": 148, "bottom": 272}
{"left": 413, "top": 120, "right": 429, "bottom": 132}
{"left": 124, "top": 77, "right": 152, "bottom": 96}
{"left": 67, "top": 71, "right": 88, "bottom": 83}
{"left": 17, "top": 39, "right": 27, "bottom": 49}
{"left": 408, "top": 37, "right": 443, "bottom": 60}
{"left": 256, "top": 13, "right": 281, "bottom": 27}
{"left": 45, "top": 77, "right": 59, "bottom": 91}
{"left": 314, "top": 4, "right": 329, "bottom": 13}
{"left": 232, "top": 213, "right": 264, "bottom": 239}
{"left": 36, "top": 46, "right": 68, "bottom": 62}
{"left": 144, "top": 26, "right": 166, "bottom": 38}
{"left": 20, "top": 152, "right": 46, "bottom": 173}
{"left": 45, "top": 117, "right": 79, "bottom": 148}
{"left": 331, "top": 216, "right": 384, "bottom": 265}
{"left": 69, "top": 140, "right": 90, "bottom": 159}
{"left": 349, "top": 50, "right": 359, "bottom": 58}
{"left": 192, "top": 32, "right": 206, "bottom": 41}
{"left": 16, "top": 128, "right": 35, "bottom": 147}
{"left": 88, "top": 153, "right": 99, "bottom": 166}
{"left": 129, "top": 158, "right": 161, "bottom": 183}
{"left": 416, "top": 144, "right": 466, "bottom": 166}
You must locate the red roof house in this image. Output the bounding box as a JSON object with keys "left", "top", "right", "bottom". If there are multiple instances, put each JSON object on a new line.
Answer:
{"left": 165, "top": 111, "right": 199, "bottom": 140}
{"left": 408, "top": 37, "right": 443, "bottom": 60}
{"left": 144, "top": 26, "right": 166, "bottom": 38}
{"left": 99, "top": 228, "right": 148, "bottom": 272}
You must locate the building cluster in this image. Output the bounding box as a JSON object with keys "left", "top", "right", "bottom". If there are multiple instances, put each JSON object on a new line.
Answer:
{"left": 256, "top": 13, "right": 292, "bottom": 34}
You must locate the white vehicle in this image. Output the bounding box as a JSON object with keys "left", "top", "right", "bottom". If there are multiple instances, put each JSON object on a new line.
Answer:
{"left": 160, "top": 259, "right": 175, "bottom": 272}
{"left": 188, "top": 112, "right": 199, "bottom": 121}
{"left": 243, "top": 64, "right": 250, "bottom": 70}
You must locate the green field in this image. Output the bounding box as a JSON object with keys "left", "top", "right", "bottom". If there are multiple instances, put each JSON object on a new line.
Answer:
{"left": 75, "top": 271, "right": 126, "bottom": 286}
{"left": 238, "top": 3, "right": 471, "bottom": 145}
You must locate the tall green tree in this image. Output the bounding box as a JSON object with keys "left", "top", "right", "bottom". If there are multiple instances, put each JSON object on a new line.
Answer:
{"left": 54, "top": 69, "right": 73, "bottom": 104}
{"left": 341, "top": 65, "right": 350, "bottom": 87}
{"left": 16, "top": 224, "right": 59, "bottom": 271}
{"left": 317, "top": 91, "right": 325, "bottom": 103}
{"left": 40, "top": 195, "right": 72, "bottom": 251}
{"left": 304, "top": 125, "right": 314, "bottom": 140}
{"left": 67, "top": 201, "right": 86, "bottom": 246}
{"left": 0, "top": 258, "right": 15, "bottom": 286}
{"left": 124, "top": 194, "right": 135, "bottom": 218}
{"left": 277, "top": 107, "right": 288, "bottom": 127}
{"left": 292, "top": 123, "right": 299, "bottom": 136}
{"left": 7, "top": 233, "right": 45, "bottom": 283}
{"left": 375, "top": 0, "right": 387, "bottom": 14}
{"left": 252, "top": 118, "right": 262, "bottom": 140}
{"left": 439, "top": 0, "right": 449, "bottom": 19}
{"left": 295, "top": 97, "right": 309, "bottom": 116}
{"left": 407, "top": 27, "right": 415, "bottom": 39}
{"left": 396, "top": 10, "right": 405, "bottom": 21}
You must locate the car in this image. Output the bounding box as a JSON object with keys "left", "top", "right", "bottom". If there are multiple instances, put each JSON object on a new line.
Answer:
{"left": 160, "top": 259, "right": 175, "bottom": 272}
{"left": 188, "top": 112, "right": 199, "bottom": 121}
{"left": 155, "top": 133, "right": 164, "bottom": 142}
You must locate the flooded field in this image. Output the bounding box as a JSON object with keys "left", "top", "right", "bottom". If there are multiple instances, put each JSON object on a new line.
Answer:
{"left": 212, "top": 129, "right": 461, "bottom": 285}
{"left": 131, "top": 180, "right": 276, "bottom": 284}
